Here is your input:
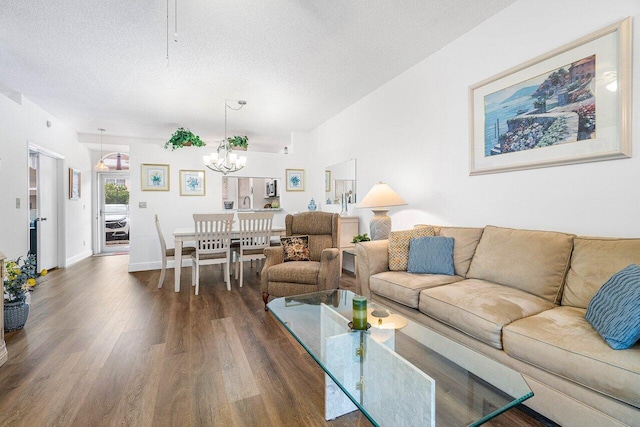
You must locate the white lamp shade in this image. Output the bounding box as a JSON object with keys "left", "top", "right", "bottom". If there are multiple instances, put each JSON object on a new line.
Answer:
{"left": 358, "top": 182, "right": 406, "bottom": 209}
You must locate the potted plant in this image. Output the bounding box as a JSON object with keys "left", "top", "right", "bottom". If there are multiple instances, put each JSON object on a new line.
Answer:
{"left": 164, "top": 127, "right": 206, "bottom": 150}
{"left": 352, "top": 233, "right": 371, "bottom": 244}
{"left": 3, "top": 254, "right": 46, "bottom": 331}
{"left": 227, "top": 135, "right": 248, "bottom": 151}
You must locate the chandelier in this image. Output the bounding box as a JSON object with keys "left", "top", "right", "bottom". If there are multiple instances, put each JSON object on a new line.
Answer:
{"left": 203, "top": 100, "right": 247, "bottom": 175}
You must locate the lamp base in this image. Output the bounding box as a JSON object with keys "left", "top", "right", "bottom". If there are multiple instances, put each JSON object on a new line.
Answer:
{"left": 369, "top": 209, "right": 391, "bottom": 240}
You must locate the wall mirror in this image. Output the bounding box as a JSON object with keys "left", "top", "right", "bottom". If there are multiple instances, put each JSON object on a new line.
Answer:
{"left": 325, "top": 159, "right": 356, "bottom": 206}
{"left": 222, "top": 176, "right": 281, "bottom": 210}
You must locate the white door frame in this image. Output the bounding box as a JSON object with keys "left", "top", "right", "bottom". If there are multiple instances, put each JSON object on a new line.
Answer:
{"left": 96, "top": 171, "right": 130, "bottom": 254}
{"left": 27, "top": 142, "right": 66, "bottom": 269}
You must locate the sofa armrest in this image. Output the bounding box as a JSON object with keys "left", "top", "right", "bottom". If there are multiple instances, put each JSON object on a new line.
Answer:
{"left": 355, "top": 240, "right": 389, "bottom": 298}
{"left": 261, "top": 246, "right": 284, "bottom": 292}
{"left": 318, "top": 247, "right": 340, "bottom": 291}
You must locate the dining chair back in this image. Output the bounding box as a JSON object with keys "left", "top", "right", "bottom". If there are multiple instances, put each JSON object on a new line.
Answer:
{"left": 234, "top": 212, "right": 274, "bottom": 287}
{"left": 191, "top": 213, "right": 234, "bottom": 295}
{"left": 155, "top": 214, "right": 196, "bottom": 288}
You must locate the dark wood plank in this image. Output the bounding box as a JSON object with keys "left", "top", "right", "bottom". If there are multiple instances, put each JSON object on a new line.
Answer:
{"left": 0, "top": 254, "right": 552, "bottom": 426}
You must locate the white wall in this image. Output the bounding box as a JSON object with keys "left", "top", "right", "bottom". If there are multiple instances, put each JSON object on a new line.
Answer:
{"left": 0, "top": 94, "right": 93, "bottom": 264}
{"left": 307, "top": 0, "right": 640, "bottom": 238}
{"left": 128, "top": 131, "right": 315, "bottom": 271}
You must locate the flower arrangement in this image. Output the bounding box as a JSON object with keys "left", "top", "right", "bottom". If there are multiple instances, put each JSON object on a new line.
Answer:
{"left": 3, "top": 254, "right": 47, "bottom": 303}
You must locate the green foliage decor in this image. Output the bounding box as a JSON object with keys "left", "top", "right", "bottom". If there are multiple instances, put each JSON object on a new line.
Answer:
{"left": 164, "top": 127, "right": 206, "bottom": 151}
{"left": 105, "top": 183, "right": 130, "bottom": 204}
{"left": 352, "top": 233, "right": 371, "bottom": 244}
{"left": 227, "top": 135, "right": 248, "bottom": 149}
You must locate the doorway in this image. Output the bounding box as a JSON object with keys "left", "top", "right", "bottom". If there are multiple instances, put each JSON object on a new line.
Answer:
{"left": 97, "top": 172, "right": 130, "bottom": 254}
{"left": 28, "top": 147, "right": 63, "bottom": 271}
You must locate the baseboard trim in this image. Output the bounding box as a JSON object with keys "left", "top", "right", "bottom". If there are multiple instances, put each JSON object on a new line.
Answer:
{"left": 128, "top": 258, "right": 192, "bottom": 272}
{"left": 66, "top": 250, "right": 93, "bottom": 267}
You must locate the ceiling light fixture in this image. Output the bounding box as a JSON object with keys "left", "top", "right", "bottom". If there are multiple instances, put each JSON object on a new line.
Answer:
{"left": 94, "top": 128, "right": 109, "bottom": 172}
{"left": 203, "top": 100, "right": 248, "bottom": 175}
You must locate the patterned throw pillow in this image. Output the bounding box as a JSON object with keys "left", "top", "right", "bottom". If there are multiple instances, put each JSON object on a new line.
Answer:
{"left": 585, "top": 264, "right": 640, "bottom": 350}
{"left": 388, "top": 226, "right": 435, "bottom": 271}
{"left": 281, "top": 235, "right": 310, "bottom": 262}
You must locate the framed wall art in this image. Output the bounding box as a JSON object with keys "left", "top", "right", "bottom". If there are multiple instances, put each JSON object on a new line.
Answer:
{"left": 69, "top": 168, "right": 81, "bottom": 200}
{"left": 286, "top": 169, "right": 305, "bottom": 191}
{"left": 141, "top": 163, "right": 170, "bottom": 191}
{"left": 180, "top": 170, "right": 205, "bottom": 196}
{"left": 325, "top": 170, "right": 332, "bottom": 192}
{"left": 469, "top": 17, "right": 631, "bottom": 175}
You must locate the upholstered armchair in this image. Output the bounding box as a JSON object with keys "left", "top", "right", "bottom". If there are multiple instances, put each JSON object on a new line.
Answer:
{"left": 261, "top": 212, "right": 341, "bottom": 309}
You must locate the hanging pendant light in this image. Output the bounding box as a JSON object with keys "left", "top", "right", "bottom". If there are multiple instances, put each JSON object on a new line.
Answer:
{"left": 94, "top": 128, "right": 109, "bottom": 171}
{"left": 203, "top": 100, "right": 248, "bottom": 175}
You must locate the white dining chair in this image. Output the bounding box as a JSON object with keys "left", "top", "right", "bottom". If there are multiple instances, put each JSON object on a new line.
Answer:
{"left": 234, "top": 211, "right": 274, "bottom": 288}
{"left": 191, "top": 213, "right": 234, "bottom": 295}
{"left": 155, "top": 214, "right": 196, "bottom": 288}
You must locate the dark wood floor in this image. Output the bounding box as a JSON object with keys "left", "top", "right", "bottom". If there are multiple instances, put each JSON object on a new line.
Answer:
{"left": 0, "top": 255, "right": 553, "bottom": 426}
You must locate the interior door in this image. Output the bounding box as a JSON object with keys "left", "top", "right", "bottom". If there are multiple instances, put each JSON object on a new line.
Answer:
{"left": 37, "top": 153, "right": 59, "bottom": 270}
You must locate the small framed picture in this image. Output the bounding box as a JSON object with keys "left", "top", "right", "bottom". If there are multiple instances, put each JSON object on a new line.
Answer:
{"left": 325, "top": 170, "right": 331, "bottom": 192}
{"left": 141, "top": 164, "right": 170, "bottom": 191}
{"left": 286, "top": 169, "right": 305, "bottom": 191}
{"left": 69, "top": 168, "right": 81, "bottom": 200}
{"left": 180, "top": 170, "right": 205, "bottom": 196}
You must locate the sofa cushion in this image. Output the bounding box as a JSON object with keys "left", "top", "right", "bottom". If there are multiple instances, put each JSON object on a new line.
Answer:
{"left": 370, "top": 271, "right": 463, "bottom": 308}
{"left": 437, "top": 226, "right": 484, "bottom": 277}
{"left": 466, "top": 225, "right": 574, "bottom": 303}
{"left": 267, "top": 261, "right": 320, "bottom": 285}
{"left": 503, "top": 306, "right": 640, "bottom": 407}
{"left": 585, "top": 264, "right": 640, "bottom": 350}
{"left": 419, "top": 279, "right": 556, "bottom": 349}
{"left": 388, "top": 227, "right": 435, "bottom": 271}
{"left": 563, "top": 237, "right": 640, "bottom": 308}
{"left": 407, "top": 236, "right": 454, "bottom": 275}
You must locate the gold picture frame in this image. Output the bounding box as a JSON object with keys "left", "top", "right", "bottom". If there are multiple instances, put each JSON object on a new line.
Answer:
{"left": 286, "top": 169, "right": 305, "bottom": 191}
{"left": 141, "top": 164, "right": 170, "bottom": 191}
{"left": 469, "top": 18, "right": 631, "bottom": 175}
{"left": 179, "top": 170, "right": 206, "bottom": 196}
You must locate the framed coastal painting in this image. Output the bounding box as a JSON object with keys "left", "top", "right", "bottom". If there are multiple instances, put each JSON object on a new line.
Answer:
{"left": 286, "top": 169, "right": 305, "bottom": 191}
{"left": 69, "top": 168, "right": 81, "bottom": 200}
{"left": 325, "top": 170, "right": 332, "bottom": 192}
{"left": 469, "top": 18, "right": 631, "bottom": 175}
{"left": 179, "top": 170, "right": 205, "bottom": 196}
{"left": 141, "top": 164, "right": 170, "bottom": 191}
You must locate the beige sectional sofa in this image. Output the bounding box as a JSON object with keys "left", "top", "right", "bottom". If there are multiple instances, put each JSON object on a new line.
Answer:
{"left": 356, "top": 225, "right": 640, "bottom": 427}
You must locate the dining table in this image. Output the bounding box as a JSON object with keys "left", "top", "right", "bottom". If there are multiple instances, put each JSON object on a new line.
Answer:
{"left": 172, "top": 225, "right": 286, "bottom": 292}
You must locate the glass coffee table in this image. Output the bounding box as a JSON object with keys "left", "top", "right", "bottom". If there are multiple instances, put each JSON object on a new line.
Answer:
{"left": 267, "top": 289, "right": 533, "bottom": 427}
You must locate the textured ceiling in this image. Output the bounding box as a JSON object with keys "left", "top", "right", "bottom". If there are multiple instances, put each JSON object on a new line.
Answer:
{"left": 0, "top": 0, "right": 514, "bottom": 152}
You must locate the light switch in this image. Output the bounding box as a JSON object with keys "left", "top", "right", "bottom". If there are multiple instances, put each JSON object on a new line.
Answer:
{"left": 139, "top": 202, "right": 147, "bottom": 208}
{"left": 16, "top": 198, "right": 20, "bottom": 208}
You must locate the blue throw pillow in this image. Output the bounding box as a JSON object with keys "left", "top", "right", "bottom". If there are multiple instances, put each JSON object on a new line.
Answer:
{"left": 407, "top": 236, "right": 455, "bottom": 275}
{"left": 585, "top": 264, "right": 640, "bottom": 350}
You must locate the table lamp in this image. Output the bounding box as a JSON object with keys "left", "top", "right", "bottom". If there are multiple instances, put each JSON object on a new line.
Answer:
{"left": 357, "top": 182, "right": 407, "bottom": 240}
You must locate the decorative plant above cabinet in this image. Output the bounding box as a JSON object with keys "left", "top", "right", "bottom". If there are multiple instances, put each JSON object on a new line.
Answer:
{"left": 227, "top": 135, "right": 248, "bottom": 150}
{"left": 164, "top": 127, "right": 206, "bottom": 150}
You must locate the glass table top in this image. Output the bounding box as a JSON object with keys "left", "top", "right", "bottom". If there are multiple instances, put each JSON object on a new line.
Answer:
{"left": 267, "top": 289, "right": 533, "bottom": 427}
